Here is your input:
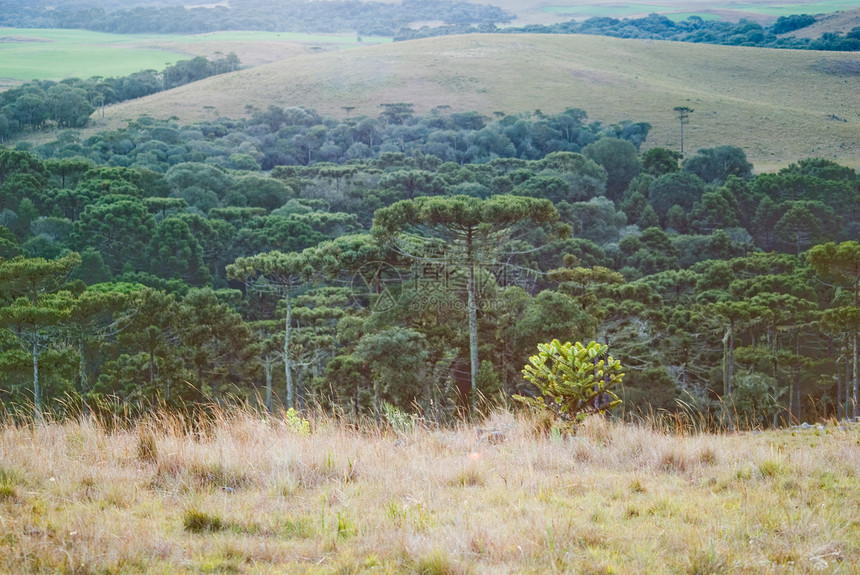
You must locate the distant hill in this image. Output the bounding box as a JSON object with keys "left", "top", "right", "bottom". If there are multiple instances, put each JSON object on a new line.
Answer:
{"left": 88, "top": 34, "right": 860, "bottom": 170}
{"left": 782, "top": 8, "right": 860, "bottom": 39}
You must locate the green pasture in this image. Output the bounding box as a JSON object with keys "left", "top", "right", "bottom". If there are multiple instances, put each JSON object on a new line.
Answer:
{"left": 0, "top": 28, "right": 390, "bottom": 83}
{"left": 716, "top": 0, "right": 860, "bottom": 17}
{"left": 0, "top": 28, "right": 189, "bottom": 81}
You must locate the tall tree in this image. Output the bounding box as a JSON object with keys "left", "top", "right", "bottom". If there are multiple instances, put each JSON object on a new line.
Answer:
{"left": 70, "top": 199, "right": 156, "bottom": 274}
{"left": 0, "top": 252, "right": 81, "bottom": 419}
{"left": 672, "top": 106, "right": 693, "bottom": 156}
{"left": 176, "top": 288, "right": 256, "bottom": 402}
{"left": 146, "top": 217, "right": 211, "bottom": 286}
{"left": 227, "top": 251, "right": 315, "bottom": 409}
{"left": 581, "top": 137, "right": 640, "bottom": 201}
{"left": 701, "top": 300, "right": 768, "bottom": 402}
{"left": 65, "top": 284, "right": 136, "bottom": 412}
{"left": 372, "top": 195, "right": 560, "bottom": 411}
{"left": 808, "top": 241, "right": 860, "bottom": 418}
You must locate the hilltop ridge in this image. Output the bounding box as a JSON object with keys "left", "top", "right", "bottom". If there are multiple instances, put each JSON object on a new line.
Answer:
{"left": 91, "top": 33, "right": 860, "bottom": 170}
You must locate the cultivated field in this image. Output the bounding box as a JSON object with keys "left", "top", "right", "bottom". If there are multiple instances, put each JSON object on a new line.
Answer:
{"left": 0, "top": 29, "right": 191, "bottom": 84}
{"left": 0, "top": 28, "right": 389, "bottom": 86}
{"left": 90, "top": 33, "right": 860, "bottom": 171}
{"left": 0, "top": 408, "right": 857, "bottom": 574}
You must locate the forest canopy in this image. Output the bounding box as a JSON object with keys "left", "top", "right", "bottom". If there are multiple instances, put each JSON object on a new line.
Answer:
{"left": 1, "top": 103, "right": 858, "bottom": 427}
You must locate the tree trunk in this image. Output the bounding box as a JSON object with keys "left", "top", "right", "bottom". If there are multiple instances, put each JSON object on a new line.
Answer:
{"left": 373, "top": 376, "right": 380, "bottom": 418}
{"left": 467, "top": 232, "right": 479, "bottom": 414}
{"left": 727, "top": 320, "right": 735, "bottom": 396}
{"left": 149, "top": 349, "right": 155, "bottom": 384}
{"left": 295, "top": 370, "right": 304, "bottom": 410}
{"left": 79, "top": 339, "right": 89, "bottom": 416}
{"left": 354, "top": 380, "right": 360, "bottom": 420}
{"left": 794, "top": 337, "right": 802, "bottom": 420}
{"left": 847, "top": 356, "right": 852, "bottom": 419}
{"left": 853, "top": 332, "right": 858, "bottom": 420}
{"left": 264, "top": 356, "right": 273, "bottom": 413}
{"left": 837, "top": 356, "right": 844, "bottom": 421}
{"left": 853, "top": 282, "right": 858, "bottom": 420}
{"left": 33, "top": 339, "right": 42, "bottom": 422}
{"left": 284, "top": 290, "right": 294, "bottom": 409}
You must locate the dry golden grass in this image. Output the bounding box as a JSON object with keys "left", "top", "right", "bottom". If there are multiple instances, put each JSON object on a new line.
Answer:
{"left": 0, "top": 407, "right": 857, "bottom": 574}
{"left": 89, "top": 33, "right": 860, "bottom": 170}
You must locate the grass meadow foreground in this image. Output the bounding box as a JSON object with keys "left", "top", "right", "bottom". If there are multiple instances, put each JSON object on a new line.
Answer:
{"left": 0, "top": 409, "right": 858, "bottom": 574}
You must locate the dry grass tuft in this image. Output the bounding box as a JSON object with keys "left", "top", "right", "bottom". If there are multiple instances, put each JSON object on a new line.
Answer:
{"left": 136, "top": 426, "right": 158, "bottom": 464}
{"left": 0, "top": 408, "right": 857, "bottom": 573}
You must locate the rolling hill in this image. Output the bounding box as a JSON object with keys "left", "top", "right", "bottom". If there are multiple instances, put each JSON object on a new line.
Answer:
{"left": 89, "top": 33, "right": 860, "bottom": 170}
{"left": 782, "top": 8, "right": 860, "bottom": 39}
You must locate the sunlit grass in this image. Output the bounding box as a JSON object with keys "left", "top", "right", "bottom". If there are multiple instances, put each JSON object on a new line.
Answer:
{"left": 0, "top": 407, "right": 857, "bottom": 573}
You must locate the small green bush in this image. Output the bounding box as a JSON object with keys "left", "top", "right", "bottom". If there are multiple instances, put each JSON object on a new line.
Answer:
{"left": 183, "top": 507, "right": 223, "bottom": 533}
{"left": 284, "top": 408, "right": 310, "bottom": 435}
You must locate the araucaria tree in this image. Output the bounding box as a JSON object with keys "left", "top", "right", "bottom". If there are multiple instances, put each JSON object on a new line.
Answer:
{"left": 515, "top": 339, "right": 623, "bottom": 427}
{"left": 371, "top": 194, "right": 560, "bottom": 411}
{"left": 0, "top": 252, "right": 81, "bottom": 420}
{"left": 673, "top": 106, "right": 693, "bottom": 156}
{"left": 227, "top": 251, "right": 314, "bottom": 410}
{"left": 808, "top": 241, "right": 860, "bottom": 418}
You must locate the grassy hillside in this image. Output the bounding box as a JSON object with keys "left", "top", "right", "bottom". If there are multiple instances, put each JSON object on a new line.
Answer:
{"left": 783, "top": 8, "right": 860, "bottom": 38}
{"left": 0, "top": 409, "right": 857, "bottom": 574}
{"left": 92, "top": 34, "right": 860, "bottom": 170}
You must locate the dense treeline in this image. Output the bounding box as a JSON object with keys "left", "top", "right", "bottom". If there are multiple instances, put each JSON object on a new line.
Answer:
{"left": 0, "top": 54, "right": 241, "bottom": 141}
{"left": 0, "top": 0, "right": 512, "bottom": 36}
{"left": 3, "top": 0, "right": 857, "bottom": 50}
{"left": 23, "top": 105, "right": 652, "bottom": 172}
{"left": 0, "top": 107, "right": 858, "bottom": 427}
{"left": 397, "top": 13, "right": 860, "bottom": 51}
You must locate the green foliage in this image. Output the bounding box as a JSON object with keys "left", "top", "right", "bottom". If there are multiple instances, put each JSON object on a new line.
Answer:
{"left": 284, "top": 408, "right": 310, "bottom": 435}
{"left": 727, "top": 372, "right": 784, "bottom": 428}
{"left": 582, "top": 137, "right": 641, "bottom": 200}
{"left": 641, "top": 147, "right": 681, "bottom": 177}
{"left": 682, "top": 146, "right": 752, "bottom": 184}
{"left": 1, "top": 101, "right": 859, "bottom": 426}
{"left": 381, "top": 401, "right": 414, "bottom": 434}
{"left": 515, "top": 340, "right": 623, "bottom": 425}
